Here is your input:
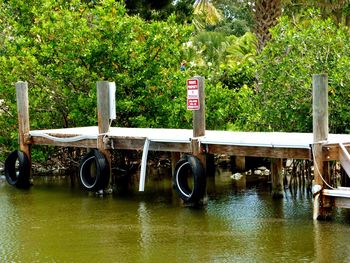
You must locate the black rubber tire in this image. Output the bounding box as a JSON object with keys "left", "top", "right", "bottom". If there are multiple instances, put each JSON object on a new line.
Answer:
{"left": 4, "top": 150, "right": 31, "bottom": 189}
{"left": 79, "top": 149, "right": 110, "bottom": 192}
{"left": 173, "top": 155, "right": 206, "bottom": 203}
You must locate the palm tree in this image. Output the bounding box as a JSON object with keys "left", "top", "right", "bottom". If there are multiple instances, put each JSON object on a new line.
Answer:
{"left": 193, "top": 0, "right": 222, "bottom": 31}
{"left": 253, "top": 0, "right": 282, "bottom": 53}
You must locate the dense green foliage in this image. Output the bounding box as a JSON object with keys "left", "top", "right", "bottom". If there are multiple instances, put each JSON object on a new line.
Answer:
{"left": 2, "top": 0, "right": 350, "bottom": 164}
{"left": 246, "top": 10, "right": 350, "bottom": 133}
{"left": 125, "top": 0, "right": 194, "bottom": 23}
{"left": 211, "top": 0, "right": 254, "bottom": 36}
{"left": 0, "top": 0, "right": 194, "bottom": 158}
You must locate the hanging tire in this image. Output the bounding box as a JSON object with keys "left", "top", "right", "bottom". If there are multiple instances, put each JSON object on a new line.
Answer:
{"left": 173, "top": 155, "right": 206, "bottom": 203}
{"left": 79, "top": 149, "right": 110, "bottom": 192}
{"left": 4, "top": 150, "right": 31, "bottom": 189}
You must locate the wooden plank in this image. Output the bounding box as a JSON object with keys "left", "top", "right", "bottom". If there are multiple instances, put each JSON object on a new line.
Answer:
{"left": 28, "top": 126, "right": 350, "bottom": 154}
{"left": 109, "top": 138, "right": 191, "bottom": 152}
{"left": 149, "top": 142, "right": 191, "bottom": 153}
{"left": 323, "top": 188, "right": 350, "bottom": 198}
{"left": 28, "top": 127, "right": 350, "bottom": 162}
{"left": 108, "top": 137, "right": 145, "bottom": 150}
{"left": 322, "top": 143, "right": 350, "bottom": 161}
{"left": 334, "top": 198, "right": 350, "bottom": 209}
{"left": 30, "top": 137, "right": 97, "bottom": 148}
{"left": 322, "top": 144, "right": 338, "bottom": 160}
{"left": 323, "top": 188, "right": 350, "bottom": 208}
{"left": 206, "top": 144, "right": 311, "bottom": 159}
{"left": 339, "top": 143, "right": 350, "bottom": 177}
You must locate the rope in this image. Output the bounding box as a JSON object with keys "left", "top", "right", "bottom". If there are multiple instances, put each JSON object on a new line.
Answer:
{"left": 97, "top": 119, "right": 114, "bottom": 149}
{"left": 30, "top": 131, "right": 96, "bottom": 143}
{"left": 312, "top": 142, "right": 335, "bottom": 190}
{"left": 30, "top": 119, "right": 114, "bottom": 147}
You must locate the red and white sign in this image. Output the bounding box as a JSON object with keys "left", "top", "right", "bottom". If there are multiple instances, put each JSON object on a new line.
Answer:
{"left": 187, "top": 79, "right": 200, "bottom": 110}
{"left": 187, "top": 98, "right": 199, "bottom": 110}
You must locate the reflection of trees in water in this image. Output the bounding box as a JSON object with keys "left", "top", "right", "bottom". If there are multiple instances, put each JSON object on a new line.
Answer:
{"left": 0, "top": 188, "right": 33, "bottom": 261}
{"left": 284, "top": 160, "right": 313, "bottom": 198}
{"left": 285, "top": 159, "right": 348, "bottom": 198}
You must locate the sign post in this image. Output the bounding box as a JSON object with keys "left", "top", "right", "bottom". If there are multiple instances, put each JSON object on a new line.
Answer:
{"left": 187, "top": 77, "right": 205, "bottom": 137}
{"left": 188, "top": 76, "right": 208, "bottom": 203}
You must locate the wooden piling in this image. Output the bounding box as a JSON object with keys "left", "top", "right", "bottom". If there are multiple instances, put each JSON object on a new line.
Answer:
{"left": 96, "top": 81, "right": 112, "bottom": 179}
{"left": 192, "top": 76, "right": 205, "bottom": 138}
{"left": 171, "top": 152, "right": 181, "bottom": 175}
{"left": 16, "top": 81, "right": 31, "bottom": 168}
{"left": 271, "top": 158, "right": 284, "bottom": 198}
{"left": 191, "top": 76, "right": 206, "bottom": 169}
{"left": 312, "top": 74, "right": 332, "bottom": 220}
{"left": 234, "top": 156, "right": 246, "bottom": 172}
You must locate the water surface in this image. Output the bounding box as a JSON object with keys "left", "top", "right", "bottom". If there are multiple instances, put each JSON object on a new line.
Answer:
{"left": 0, "top": 169, "right": 349, "bottom": 263}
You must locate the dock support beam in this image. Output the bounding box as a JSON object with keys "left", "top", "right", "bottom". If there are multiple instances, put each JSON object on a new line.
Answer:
{"left": 97, "top": 81, "right": 112, "bottom": 184}
{"left": 271, "top": 158, "right": 284, "bottom": 198}
{"left": 233, "top": 156, "right": 246, "bottom": 172}
{"left": 312, "top": 74, "right": 332, "bottom": 220}
{"left": 16, "top": 81, "right": 31, "bottom": 172}
{"left": 171, "top": 152, "right": 181, "bottom": 175}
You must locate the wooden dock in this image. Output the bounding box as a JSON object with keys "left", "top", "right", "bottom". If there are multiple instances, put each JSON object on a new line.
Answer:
{"left": 29, "top": 126, "right": 350, "bottom": 160}
{"left": 7, "top": 75, "right": 350, "bottom": 220}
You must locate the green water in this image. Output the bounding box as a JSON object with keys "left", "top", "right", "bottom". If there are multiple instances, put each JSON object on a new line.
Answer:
{"left": 0, "top": 169, "right": 349, "bottom": 263}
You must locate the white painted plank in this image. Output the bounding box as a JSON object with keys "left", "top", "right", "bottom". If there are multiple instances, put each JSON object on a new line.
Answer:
{"left": 339, "top": 143, "right": 350, "bottom": 178}
{"left": 323, "top": 188, "right": 350, "bottom": 198}
{"left": 29, "top": 126, "right": 350, "bottom": 150}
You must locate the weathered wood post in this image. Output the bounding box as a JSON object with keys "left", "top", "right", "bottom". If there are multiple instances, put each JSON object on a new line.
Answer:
{"left": 16, "top": 81, "right": 31, "bottom": 168}
{"left": 191, "top": 76, "right": 206, "bottom": 168}
{"left": 171, "top": 152, "right": 181, "bottom": 175}
{"left": 232, "top": 156, "right": 246, "bottom": 172}
{"left": 312, "top": 74, "right": 332, "bottom": 220}
{"left": 97, "top": 81, "right": 112, "bottom": 180}
{"left": 271, "top": 158, "right": 284, "bottom": 198}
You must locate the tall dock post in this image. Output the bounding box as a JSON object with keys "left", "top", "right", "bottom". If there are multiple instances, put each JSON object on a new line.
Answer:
{"left": 97, "top": 81, "right": 112, "bottom": 179}
{"left": 16, "top": 81, "right": 31, "bottom": 168}
{"left": 192, "top": 76, "right": 205, "bottom": 138}
{"left": 191, "top": 76, "right": 206, "bottom": 169}
{"left": 312, "top": 74, "right": 332, "bottom": 220}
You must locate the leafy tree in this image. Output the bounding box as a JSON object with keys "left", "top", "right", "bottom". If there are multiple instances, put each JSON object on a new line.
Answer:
{"left": 0, "top": 0, "right": 194, "bottom": 159}
{"left": 211, "top": 0, "right": 254, "bottom": 36}
{"left": 220, "top": 32, "right": 257, "bottom": 89}
{"left": 283, "top": 0, "right": 350, "bottom": 26}
{"left": 125, "top": 0, "right": 194, "bottom": 23}
{"left": 184, "top": 28, "right": 257, "bottom": 91}
{"left": 193, "top": 0, "right": 222, "bottom": 31}
{"left": 247, "top": 10, "right": 350, "bottom": 133}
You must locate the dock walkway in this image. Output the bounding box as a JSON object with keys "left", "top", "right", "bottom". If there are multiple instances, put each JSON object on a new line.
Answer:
{"left": 29, "top": 126, "right": 350, "bottom": 160}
